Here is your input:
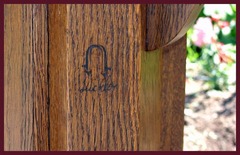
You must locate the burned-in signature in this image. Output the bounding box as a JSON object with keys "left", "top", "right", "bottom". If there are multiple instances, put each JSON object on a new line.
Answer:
{"left": 80, "top": 45, "right": 117, "bottom": 93}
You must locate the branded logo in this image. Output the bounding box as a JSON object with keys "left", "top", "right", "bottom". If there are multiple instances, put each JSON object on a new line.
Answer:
{"left": 79, "top": 45, "right": 117, "bottom": 93}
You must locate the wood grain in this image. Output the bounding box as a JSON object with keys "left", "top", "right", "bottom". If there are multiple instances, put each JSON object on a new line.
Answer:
{"left": 140, "top": 36, "right": 186, "bottom": 151}
{"left": 145, "top": 4, "right": 203, "bottom": 51}
{"left": 5, "top": 4, "right": 201, "bottom": 151}
{"left": 140, "top": 48, "right": 162, "bottom": 150}
{"left": 161, "top": 36, "right": 186, "bottom": 150}
{"left": 49, "top": 4, "right": 141, "bottom": 151}
{"left": 48, "top": 4, "right": 68, "bottom": 151}
{"left": 4, "top": 4, "right": 49, "bottom": 151}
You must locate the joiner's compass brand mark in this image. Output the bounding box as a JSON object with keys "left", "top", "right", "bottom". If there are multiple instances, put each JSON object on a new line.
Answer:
{"left": 79, "top": 45, "right": 117, "bottom": 93}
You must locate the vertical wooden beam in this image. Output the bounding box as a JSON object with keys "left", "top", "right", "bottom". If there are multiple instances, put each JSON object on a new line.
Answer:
{"left": 139, "top": 4, "right": 202, "bottom": 150}
{"left": 4, "top": 4, "right": 49, "bottom": 151}
{"left": 139, "top": 36, "right": 186, "bottom": 151}
{"left": 161, "top": 36, "right": 186, "bottom": 150}
{"left": 48, "top": 4, "right": 141, "bottom": 151}
{"left": 48, "top": 4, "right": 68, "bottom": 151}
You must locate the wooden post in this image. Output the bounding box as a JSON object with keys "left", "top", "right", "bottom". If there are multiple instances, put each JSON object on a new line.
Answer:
{"left": 4, "top": 4, "right": 49, "bottom": 151}
{"left": 4, "top": 4, "right": 203, "bottom": 151}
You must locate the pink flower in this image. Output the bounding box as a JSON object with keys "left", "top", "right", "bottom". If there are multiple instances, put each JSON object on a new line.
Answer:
{"left": 211, "top": 13, "right": 221, "bottom": 22}
{"left": 192, "top": 17, "right": 214, "bottom": 47}
{"left": 217, "top": 21, "right": 230, "bottom": 28}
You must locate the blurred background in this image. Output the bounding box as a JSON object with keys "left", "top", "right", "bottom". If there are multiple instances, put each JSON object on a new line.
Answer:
{"left": 183, "top": 4, "right": 236, "bottom": 151}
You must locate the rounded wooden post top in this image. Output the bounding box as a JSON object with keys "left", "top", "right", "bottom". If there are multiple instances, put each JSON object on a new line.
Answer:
{"left": 144, "top": 4, "right": 203, "bottom": 51}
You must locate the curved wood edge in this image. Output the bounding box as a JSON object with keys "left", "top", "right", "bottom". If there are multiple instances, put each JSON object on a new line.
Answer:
{"left": 163, "top": 4, "right": 203, "bottom": 47}
{"left": 144, "top": 4, "right": 203, "bottom": 51}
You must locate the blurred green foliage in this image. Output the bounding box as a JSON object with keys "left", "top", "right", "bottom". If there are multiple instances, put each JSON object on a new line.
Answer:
{"left": 187, "top": 4, "right": 236, "bottom": 90}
